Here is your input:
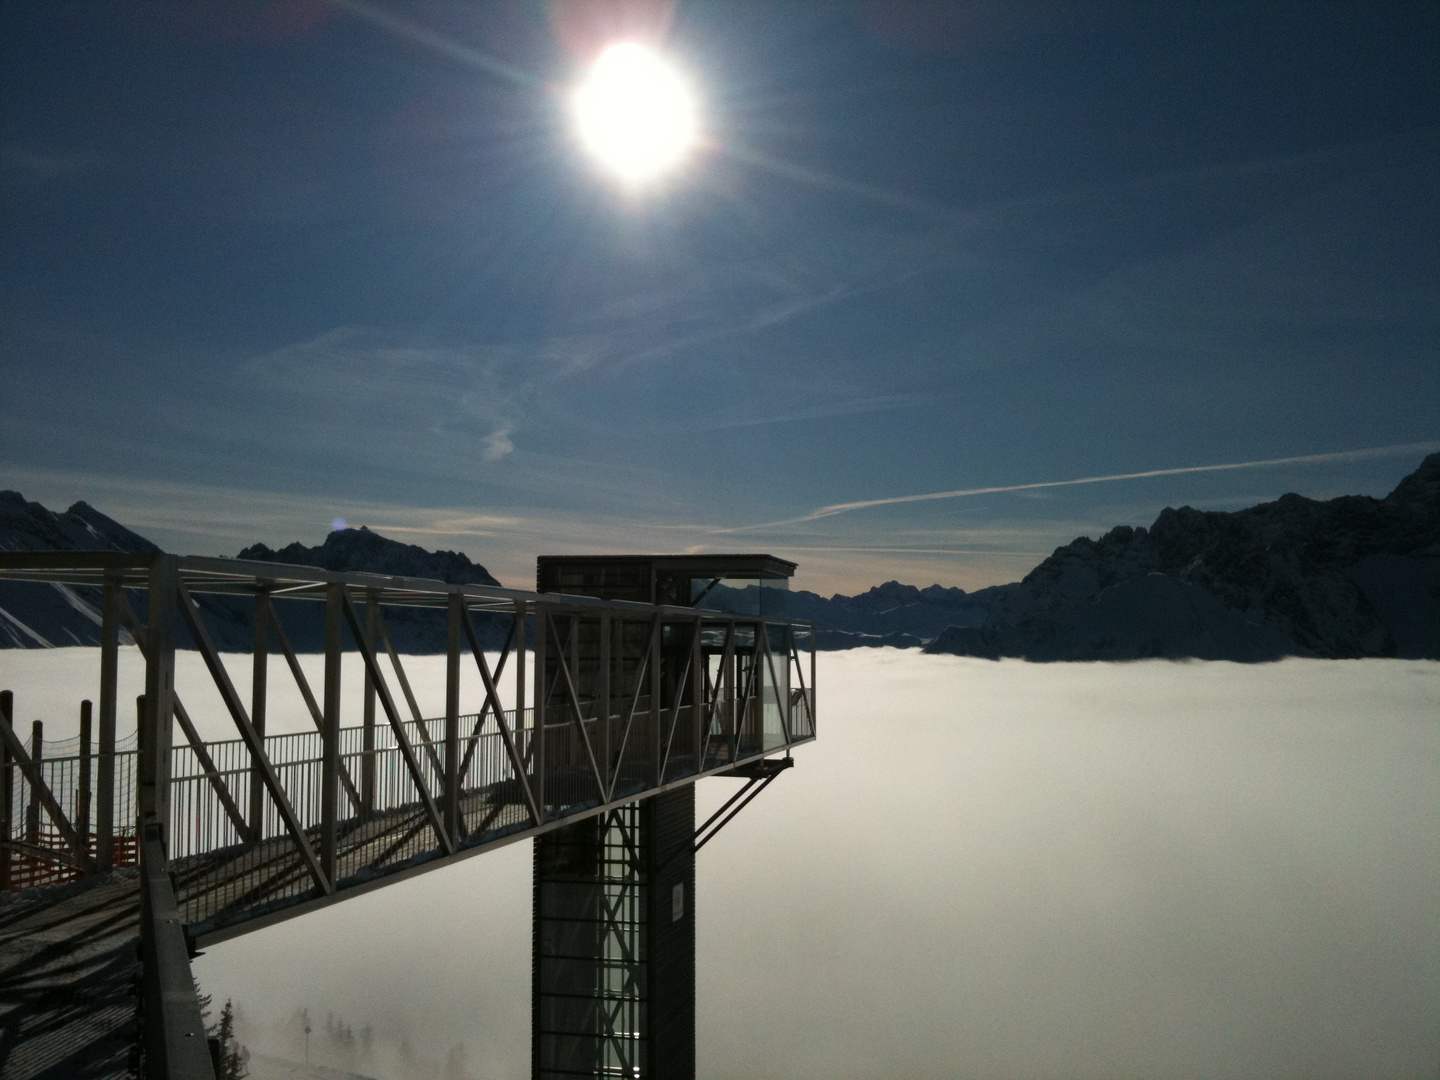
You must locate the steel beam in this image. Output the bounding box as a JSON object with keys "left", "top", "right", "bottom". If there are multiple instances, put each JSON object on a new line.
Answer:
{"left": 97, "top": 572, "right": 120, "bottom": 870}
{"left": 175, "top": 580, "right": 332, "bottom": 895}
{"left": 266, "top": 602, "right": 362, "bottom": 814}
{"left": 78, "top": 700, "right": 92, "bottom": 858}
{"left": 363, "top": 589, "right": 379, "bottom": 817}
{"left": 121, "top": 593, "right": 250, "bottom": 841}
{"left": 460, "top": 609, "right": 541, "bottom": 829}
{"left": 0, "top": 694, "right": 10, "bottom": 890}
{"left": 139, "top": 555, "right": 178, "bottom": 852}
{"left": 321, "top": 583, "right": 343, "bottom": 885}
{"left": 444, "top": 594, "right": 462, "bottom": 840}
{"left": 138, "top": 824, "right": 216, "bottom": 1080}
{"left": 546, "top": 614, "right": 607, "bottom": 798}
{"left": 250, "top": 588, "right": 270, "bottom": 840}
{"left": 376, "top": 609, "right": 446, "bottom": 780}
{"left": 339, "top": 592, "right": 453, "bottom": 855}
{"left": 599, "top": 611, "right": 612, "bottom": 796}
{"left": 533, "top": 605, "right": 547, "bottom": 818}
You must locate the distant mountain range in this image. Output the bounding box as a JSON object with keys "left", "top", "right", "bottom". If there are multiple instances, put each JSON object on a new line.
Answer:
{"left": 926, "top": 452, "right": 1440, "bottom": 661}
{"left": 0, "top": 497, "right": 506, "bottom": 651}
{"left": 2, "top": 451, "right": 1437, "bottom": 659}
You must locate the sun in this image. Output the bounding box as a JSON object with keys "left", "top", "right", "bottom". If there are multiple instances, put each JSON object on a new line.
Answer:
{"left": 572, "top": 42, "right": 699, "bottom": 184}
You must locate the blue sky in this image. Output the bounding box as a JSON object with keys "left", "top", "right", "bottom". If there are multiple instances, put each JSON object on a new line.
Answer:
{"left": 2, "top": 1, "right": 1436, "bottom": 593}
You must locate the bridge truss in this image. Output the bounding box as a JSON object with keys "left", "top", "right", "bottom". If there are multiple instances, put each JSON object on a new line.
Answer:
{"left": 0, "top": 551, "right": 816, "bottom": 1078}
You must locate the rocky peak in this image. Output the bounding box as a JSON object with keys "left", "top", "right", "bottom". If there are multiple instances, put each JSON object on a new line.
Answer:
{"left": 238, "top": 526, "right": 500, "bottom": 586}
{"left": 0, "top": 490, "right": 158, "bottom": 553}
{"left": 846, "top": 580, "right": 924, "bottom": 611}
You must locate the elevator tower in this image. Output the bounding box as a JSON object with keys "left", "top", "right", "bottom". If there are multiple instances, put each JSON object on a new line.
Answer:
{"left": 532, "top": 554, "right": 795, "bottom": 1080}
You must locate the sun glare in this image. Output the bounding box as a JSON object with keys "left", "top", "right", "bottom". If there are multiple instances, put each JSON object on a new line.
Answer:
{"left": 572, "top": 42, "right": 698, "bottom": 184}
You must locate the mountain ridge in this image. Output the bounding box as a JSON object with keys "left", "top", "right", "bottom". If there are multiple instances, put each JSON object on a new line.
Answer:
{"left": 2, "top": 452, "right": 1437, "bottom": 658}
{"left": 925, "top": 451, "right": 1440, "bottom": 660}
{"left": 238, "top": 527, "right": 500, "bottom": 588}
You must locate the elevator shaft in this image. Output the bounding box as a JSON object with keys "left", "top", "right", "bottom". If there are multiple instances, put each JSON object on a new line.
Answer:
{"left": 533, "top": 787, "right": 695, "bottom": 1079}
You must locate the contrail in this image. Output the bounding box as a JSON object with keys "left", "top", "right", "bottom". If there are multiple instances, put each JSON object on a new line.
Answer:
{"left": 719, "top": 440, "right": 1440, "bottom": 532}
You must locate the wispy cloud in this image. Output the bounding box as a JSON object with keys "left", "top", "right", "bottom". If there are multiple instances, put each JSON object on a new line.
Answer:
{"left": 482, "top": 426, "right": 515, "bottom": 461}
{"left": 695, "top": 392, "right": 926, "bottom": 432}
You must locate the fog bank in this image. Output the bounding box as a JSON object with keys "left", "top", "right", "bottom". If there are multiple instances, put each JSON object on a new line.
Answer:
{"left": 2, "top": 650, "right": 1435, "bottom": 1077}
{"left": 695, "top": 654, "right": 1438, "bottom": 1079}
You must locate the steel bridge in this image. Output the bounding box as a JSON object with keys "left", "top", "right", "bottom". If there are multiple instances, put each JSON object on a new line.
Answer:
{"left": 0, "top": 550, "right": 815, "bottom": 1080}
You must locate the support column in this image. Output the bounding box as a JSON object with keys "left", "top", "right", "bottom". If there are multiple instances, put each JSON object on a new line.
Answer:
{"left": 250, "top": 589, "right": 270, "bottom": 842}
{"left": 691, "top": 620, "right": 703, "bottom": 774}
{"left": 97, "top": 572, "right": 120, "bottom": 870}
{"left": 79, "top": 701, "right": 93, "bottom": 863}
{"left": 444, "top": 594, "right": 462, "bottom": 842}
{"left": 363, "top": 589, "right": 378, "bottom": 818}
{"left": 0, "top": 691, "right": 11, "bottom": 889}
{"left": 320, "top": 583, "right": 343, "bottom": 887}
{"left": 533, "top": 605, "right": 547, "bottom": 818}
{"left": 139, "top": 556, "right": 178, "bottom": 854}
{"left": 649, "top": 618, "right": 662, "bottom": 787}
{"left": 598, "top": 612, "right": 611, "bottom": 794}
{"left": 532, "top": 787, "right": 696, "bottom": 1080}
{"left": 722, "top": 623, "right": 735, "bottom": 763}
{"left": 810, "top": 625, "right": 817, "bottom": 735}
{"left": 515, "top": 599, "right": 528, "bottom": 815}
{"left": 25, "top": 722, "right": 41, "bottom": 849}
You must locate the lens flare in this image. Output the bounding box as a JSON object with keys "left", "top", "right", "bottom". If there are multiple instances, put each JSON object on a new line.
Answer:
{"left": 572, "top": 42, "right": 698, "bottom": 183}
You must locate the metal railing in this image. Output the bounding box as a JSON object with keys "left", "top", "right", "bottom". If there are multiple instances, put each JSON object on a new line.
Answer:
{"left": 0, "top": 551, "right": 817, "bottom": 940}
{"left": 1, "top": 685, "right": 815, "bottom": 905}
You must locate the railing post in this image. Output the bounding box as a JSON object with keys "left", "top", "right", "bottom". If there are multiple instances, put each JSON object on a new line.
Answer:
{"left": 691, "top": 618, "right": 703, "bottom": 773}
{"left": 723, "top": 620, "right": 735, "bottom": 761}
{"left": 533, "top": 604, "right": 546, "bottom": 820}
{"left": 321, "top": 583, "right": 342, "bottom": 887}
{"left": 250, "top": 588, "right": 270, "bottom": 843}
{"left": 79, "top": 700, "right": 93, "bottom": 863}
{"left": 810, "top": 622, "right": 817, "bottom": 736}
{"left": 514, "top": 599, "right": 527, "bottom": 806}
{"left": 650, "top": 616, "right": 662, "bottom": 787}
{"left": 444, "top": 593, "right": 462, "bottom": 843}
{"left": 752, "top": 621, "right": 764, "bottom": 752}
{"left": 363, "top": 588, "right": 379, "bottom": 818}
{"left": 138, "top": 555, "right": 178, "bottom": 854}
{"left": 97, "top": 571, "right": 120, "bottom": 870}
{"left": 27, "top": 721, "right": 42, "bottom": 849}
{"left": 785, "top": 622, "right": 795, "bottom": 739}
{"left": 135, "top": 695, "right": 145, "bottom": 821}
{"left": 1, "top": 690, "right": 12, "bottom": 890}
{"left": 599, "top": 611, "right": 611, "bottom": 794}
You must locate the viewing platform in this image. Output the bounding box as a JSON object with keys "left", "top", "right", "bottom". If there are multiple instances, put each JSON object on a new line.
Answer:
{"left": 0, "top": 550, "right": 816, "bottom": 1079}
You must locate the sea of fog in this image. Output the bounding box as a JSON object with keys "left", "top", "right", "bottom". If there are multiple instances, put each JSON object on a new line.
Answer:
{"left": 1, "top": 649, "right": 1436, "bottom": 1079}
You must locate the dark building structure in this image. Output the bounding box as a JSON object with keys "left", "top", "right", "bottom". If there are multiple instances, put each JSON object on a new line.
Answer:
{"left": 533, "top": 555, "right": 795, "bottom": 1080}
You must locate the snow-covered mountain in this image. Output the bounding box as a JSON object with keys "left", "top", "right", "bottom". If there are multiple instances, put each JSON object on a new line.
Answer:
{"left": 926, "top": 452, "right": 1440, "bottom": 661}
{"left": 0, "top": 498, "right": 506, "bottom": 651}
{"left": 5, "top": 452, "right": 1436, "bottom": 659}
{"left": 704, "top": 579, "right": 994, "bottom": 649}
{"left": 236, "top": 527, "right": 509, "bottom": 652}
{"left": 0, "top": 491, "right": 156, "bottom": 647}
{"left": 239, "top": 527, "right": 500, "bottom": 588}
